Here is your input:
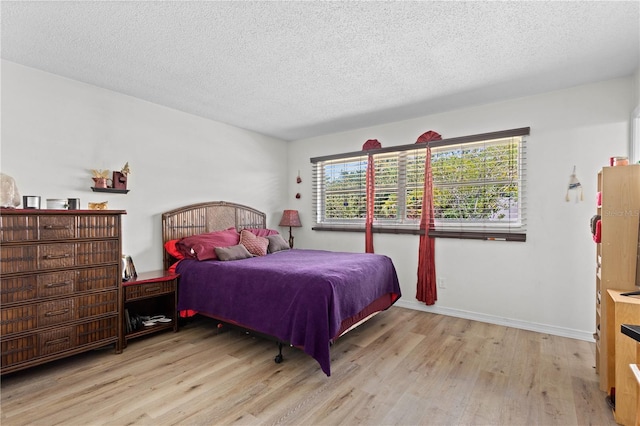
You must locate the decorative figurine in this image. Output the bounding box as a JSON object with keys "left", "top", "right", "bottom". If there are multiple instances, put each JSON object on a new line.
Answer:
{"left": 0, "top": 173, "right": 21, "bottom": 208}
{"left": 112, "top": 162, "right": 130, "bottom": 190}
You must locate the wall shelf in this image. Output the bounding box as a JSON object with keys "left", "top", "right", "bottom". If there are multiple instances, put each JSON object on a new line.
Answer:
{"left": 91, "top": 187, "right": 129, "bottom": 194}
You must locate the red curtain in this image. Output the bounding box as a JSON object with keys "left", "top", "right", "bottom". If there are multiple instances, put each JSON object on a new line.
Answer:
{"left": 416, "top": 131, "right": 441, "bottom": 305}
{"left": 365, "top": 153, "right": 375, "bottom": 253}
{"left": 362, "top": 139, "right": 381, "bottom": 253}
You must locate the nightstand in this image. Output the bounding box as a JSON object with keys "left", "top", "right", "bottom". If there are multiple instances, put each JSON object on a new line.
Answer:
{"left": 122, "top": 270, "right": 178, "bottom": 348}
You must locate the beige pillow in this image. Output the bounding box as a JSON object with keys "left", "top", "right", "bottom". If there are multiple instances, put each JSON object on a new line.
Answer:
{"left": 267, "top": 234, "right": 290, "bottom": 253}
{"left": 239, "top": 229, "right": 269, "bottom": 256}
{"left": 214, "top": 244, "right": 253, "bottom": 261}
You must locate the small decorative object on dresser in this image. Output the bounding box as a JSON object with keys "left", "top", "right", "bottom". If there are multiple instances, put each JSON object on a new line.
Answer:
{"left": 0, "top": 208, "right": 126, "bottom": 374}
{"left": 88, "top": 201, "right": 108, "bottom": 210}
{"left": 121, "top": 255, "right": 137, "bottom": 281}
{"left": 0, "top": 173, "right": 20, "bottom": 208}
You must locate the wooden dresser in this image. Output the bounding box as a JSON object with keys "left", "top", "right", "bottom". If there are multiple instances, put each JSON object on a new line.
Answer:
{"left": 0, "top": 209, "right": 125, "bottom": 374}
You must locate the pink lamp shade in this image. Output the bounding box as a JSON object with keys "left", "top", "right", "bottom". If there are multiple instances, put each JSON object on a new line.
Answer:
{"left": 279, "top": 210, "right": 302, "bottom": 227}
{"left": 279, "top": 210, "right": 301, "bottom": 248}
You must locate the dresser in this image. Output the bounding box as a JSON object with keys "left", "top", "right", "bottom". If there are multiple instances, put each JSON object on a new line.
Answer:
{"left": 0, "top": 209, "right": 125, "bottom": 374}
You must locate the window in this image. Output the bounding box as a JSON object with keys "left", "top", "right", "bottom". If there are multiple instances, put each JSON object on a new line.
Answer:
{"left": 311, "top": 127, "right": 529, "bottom": 241}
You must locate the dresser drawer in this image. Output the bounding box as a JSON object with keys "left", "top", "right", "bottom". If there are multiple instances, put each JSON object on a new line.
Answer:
{"left": 1, "top": 316, "right": 117, "bottom": 369}
{"left": 1, "top": 291, "right": 118, "bottom": 336}
{"left": 1, "top": 305, "right": 37, "bottom": 335}
{"left": 39, "top": 326, "right": 75, "bottom": 355}
{"left": 1, "top": 267, "right": 118, "bottom": 305}
{"left": 38, "top": 299, "right": 74, "bottom": 327}
{"left": 1, "top": 241, "right": 121, "bottom": 275}
{"left": 1, "top": 244, "right": 76, "bottom": 274}
{"left": 1, "top": 275, "right": 37, "bottom": 304}
{"left": 77, "top": 291, "right": 118, "bottom": 319}
{"left": 38, "top": 243, "right": 75, "bottom": 270}
{"left": 0, "top": 245, "right": 37, "bottom": 274}
{"left": 76, "top": 240, "right": 120, "bottom": 265}
{"left": 125, "top": 280, "right": 176, "bottom": 301}
{"left": 77, "top": 215, "right": 119, "bottom": 239}
{"left": 38, "top": 271, "right": 76, "bottom": 298}
{"left": 76, "top": 265, "right": 119, "bottom": 292}
{"left": 77, "top": 316, "right": 117, "bottom": 345}
{"left": 2, "top": 300, "right": 74, "bottom": 335}
{"left": 1, "top": 335, "right": 37, "bottom": 367}
{"left": 39, "top": 216, "right": 75, "bottom": 240}
{"left": 0, "top": 215, "right": 38, "bottom": 242}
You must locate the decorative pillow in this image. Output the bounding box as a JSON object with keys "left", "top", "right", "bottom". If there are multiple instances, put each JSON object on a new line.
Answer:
{"left": 176, "top": 227, "right": 240, "bottom": 261}
{"left": 164, "top": 239, "right": 185, "bottom": 260}
{"left": 244, "top": 228, "right": 280, "bottom": 237}
{"left": 267, "top": 234, "right": 290, "bottom": 253}
{"left": 214, "top": 244, "right": 253, "bottom": 261}
{"left": 239, "top": 229, "right": 269, "bottom": 257}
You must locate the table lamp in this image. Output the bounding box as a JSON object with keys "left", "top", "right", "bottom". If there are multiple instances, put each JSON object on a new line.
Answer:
{"left": 279, "top": 209, "right": 302, "bottom": 248}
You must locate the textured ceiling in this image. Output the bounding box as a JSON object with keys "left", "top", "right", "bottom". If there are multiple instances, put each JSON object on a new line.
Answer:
{"left": 2, "top": 1, "right": 639, "bottom": 141}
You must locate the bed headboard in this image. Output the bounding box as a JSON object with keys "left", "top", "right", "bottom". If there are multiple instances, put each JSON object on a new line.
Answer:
{"left": 161, "top": 201, "right": 266, "bottom": 270}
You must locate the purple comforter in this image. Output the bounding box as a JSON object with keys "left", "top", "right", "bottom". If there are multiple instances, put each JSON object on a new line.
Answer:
{"left": 176, "top": 249, "right": 401, "bottom": 375}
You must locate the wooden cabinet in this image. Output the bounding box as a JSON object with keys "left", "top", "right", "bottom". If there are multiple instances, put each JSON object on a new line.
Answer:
{"left": 606, "top": 290, "right": 640, "bottom": 426}
{"left": 0, "top": 209, "right": 125, "bottom": 374}
{"left": 122, "top": 270, "right": 178, "bottom": 347}
{"left": 595, "top": 165, "right": 640, "bottom": 392}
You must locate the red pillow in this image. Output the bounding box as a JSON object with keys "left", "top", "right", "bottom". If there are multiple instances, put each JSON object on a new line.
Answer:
{"left": 164, "top": 239, "right": 185, "bottom": 260}
{"left": 244, "top": 228, "right": 280, "bottom": 237}
{"left": 239, "top": 229, "right": 269, "bottom": 257}
{"left": 168, "top": 260, "right": 180, "bottom": 274}
{"left": 177, "top": 227, "right": 240, "bottom": 261}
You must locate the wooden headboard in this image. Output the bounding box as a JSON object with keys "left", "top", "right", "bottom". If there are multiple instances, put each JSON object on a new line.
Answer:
{"left": 161, "top": 201, "right": 266, "bottom": 270}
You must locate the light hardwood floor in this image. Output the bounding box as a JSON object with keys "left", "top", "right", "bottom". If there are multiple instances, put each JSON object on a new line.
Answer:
{"left": 1, "top": 307, "right": 616, "bottom": 425}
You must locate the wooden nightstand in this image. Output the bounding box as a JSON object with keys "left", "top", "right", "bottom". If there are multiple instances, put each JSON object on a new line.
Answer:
{"left": 122, "top": 270, "right": 178, "bottom": 348}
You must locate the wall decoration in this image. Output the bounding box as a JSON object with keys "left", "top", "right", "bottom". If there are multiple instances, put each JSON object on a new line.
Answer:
{"left": 565, "top": 166, "right": 583, "bottom": 202}
{"left": 90, "top": 162, "right": 131, "bottom": 193}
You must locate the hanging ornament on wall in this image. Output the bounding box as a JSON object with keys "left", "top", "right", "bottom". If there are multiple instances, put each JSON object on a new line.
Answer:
{"left": 565, "top": 165, "right": 583, "bottom": 202}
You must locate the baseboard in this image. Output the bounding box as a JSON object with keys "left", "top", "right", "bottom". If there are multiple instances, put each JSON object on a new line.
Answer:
{"left": 394, "top": 299, "right": 595, "bottom": 342}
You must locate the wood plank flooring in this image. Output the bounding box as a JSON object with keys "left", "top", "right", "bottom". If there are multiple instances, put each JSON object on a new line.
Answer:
{"left": 1, "top": 307, "right": 616, "bottom": 425}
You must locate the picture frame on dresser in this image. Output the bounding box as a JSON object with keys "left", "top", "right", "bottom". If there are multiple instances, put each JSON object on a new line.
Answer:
{"left": 0, "top": 208, "right": 126, "bottom": 375}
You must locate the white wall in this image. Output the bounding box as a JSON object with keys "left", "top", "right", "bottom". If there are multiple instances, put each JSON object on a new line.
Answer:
{"left": 288, "top": 77, "right": 634, "bottom": 340}
{"left": 0, "top": 60, "right": 289, "bottom": 271}
{"left": 1, "top": 59, "right": 633, "bottom": 340}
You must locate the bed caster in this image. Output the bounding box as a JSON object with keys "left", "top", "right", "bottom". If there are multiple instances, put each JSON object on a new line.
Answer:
{"left": 274, "top": 342, "right": 284, "bottom": 364}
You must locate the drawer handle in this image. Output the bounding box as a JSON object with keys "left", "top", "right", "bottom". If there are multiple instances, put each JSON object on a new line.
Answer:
{"left": 44, "top": 308, "right": 70, "bottom": 317}
{"left": 44, "top": 337, "right": 70, "bottom": 346}
{"left": 145, "top": 286, "right": 161, "bottom": 292}
{"left": 43, "top": 225, "right": 71, "bottom": 230}
{"left": 43, "top": 254, "right": 71, "bottom": 260}
{"left": 45, "top": 281, "right": 72, "bottom": 289}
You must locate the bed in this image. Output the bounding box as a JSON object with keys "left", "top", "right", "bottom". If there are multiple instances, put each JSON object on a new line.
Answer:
{"left": 162, "top": 201, "right": 401, "bottom": 376}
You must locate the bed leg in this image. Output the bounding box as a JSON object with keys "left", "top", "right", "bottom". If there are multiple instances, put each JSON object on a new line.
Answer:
{"left": 274, "top": 342, "right": 284, "bottom": 364}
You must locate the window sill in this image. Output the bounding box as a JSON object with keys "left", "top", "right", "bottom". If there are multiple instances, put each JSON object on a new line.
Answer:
{"left": 312, "top": 225, "right": 526, "bottom": 241}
